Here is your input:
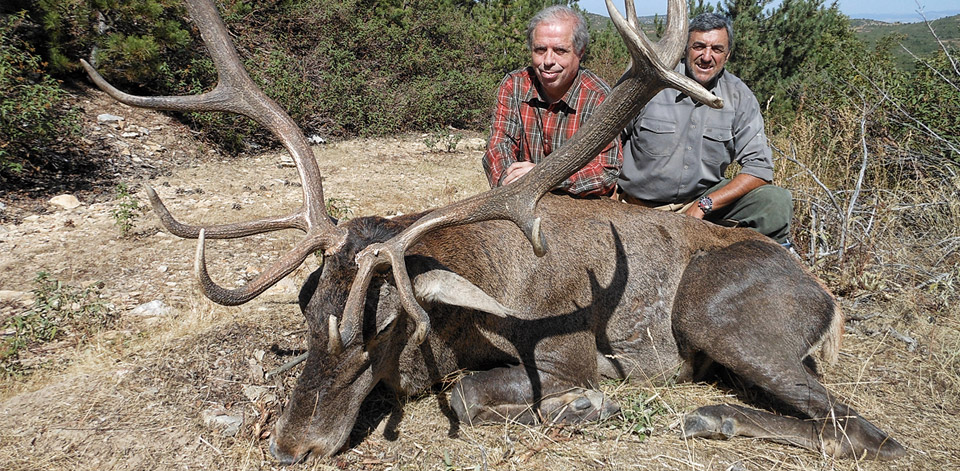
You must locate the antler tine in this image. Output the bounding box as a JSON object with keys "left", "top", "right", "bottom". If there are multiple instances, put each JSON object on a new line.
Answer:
{"left": 83, "top": 0, "right": 347, "bottom": 306}
{"left": 194, "top": 229, "right": 329, "bottom": 305}
{"left": 331, "top": 0, "right": 724, "bottom": 353}
{"left": 651, "top": 0, "right": 689, "bottom": 60}
{"left": 145, "top": 185, "right": 305, "bottom": 238}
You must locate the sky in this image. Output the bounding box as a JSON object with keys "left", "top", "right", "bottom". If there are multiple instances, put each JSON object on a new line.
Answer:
{"left": 576, "top": 0, "right": 960, "bottom": 22}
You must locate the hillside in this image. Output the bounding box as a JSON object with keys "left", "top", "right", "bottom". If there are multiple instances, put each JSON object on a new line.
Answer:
{"left": 852, "top": 14, "right": 960, "bottom": 69}
{"left": 585, "top": 11, "right": 960, "bottom": 71}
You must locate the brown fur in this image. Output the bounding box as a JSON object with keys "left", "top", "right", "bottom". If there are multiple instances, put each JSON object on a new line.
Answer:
{"left": 269, "top": 195, "right": 904, "bottom": 463}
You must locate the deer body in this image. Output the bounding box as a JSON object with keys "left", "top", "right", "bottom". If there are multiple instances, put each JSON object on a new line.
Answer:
{"left": 272, "top": 195, "right": 902, "bottom": 462}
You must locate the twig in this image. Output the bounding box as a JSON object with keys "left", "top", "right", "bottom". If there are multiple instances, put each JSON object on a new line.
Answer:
{"left": 198, "top": 434, "right": 223, "bottom": 455}
{"left": 886, "top": 326, "right": 918, "bottom": 352}
{"left": 771, "top": 142, "right": 841, "bottom": 214}
{"left": 898, "top": 44, "right": 960, "bottom": 94}
{"left": 264, "top": 352, "right": 308, "bottom": 379}
{"left": 839, "top": 101, "right": 872, "bottom": 261}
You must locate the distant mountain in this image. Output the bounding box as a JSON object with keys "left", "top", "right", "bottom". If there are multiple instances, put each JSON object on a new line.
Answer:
{"left": 848, "top": 10, "right": 960, "bottom": 23}
{"left": 583, "top": 11, "right": 958, "bottom": 71}
{"left": 851, "top": 14, "right": 959, "bottom": 69}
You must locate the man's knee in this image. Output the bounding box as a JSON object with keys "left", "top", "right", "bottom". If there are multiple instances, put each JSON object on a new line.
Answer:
{"left": 752, "top": 185, "right": 793, "bottom": 220}
{"left": 729, "top": 184, "right": 793, "bottom": 243}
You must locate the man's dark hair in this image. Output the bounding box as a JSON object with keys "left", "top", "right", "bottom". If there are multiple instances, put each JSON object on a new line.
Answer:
{"left": 688, "top": 13, "right": 734, "bottom": 53}
{"left": 526, "top": 5, "right": 590, "bottom": 55}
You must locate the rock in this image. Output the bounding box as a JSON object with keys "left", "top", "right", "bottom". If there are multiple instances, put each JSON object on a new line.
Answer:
{"left": 247, "top": 358, "right": 264, "bottom": 381}
{"left": 278, "top": 155, "right": 295, "bottom": 167}
{"left": 462, "top": 137, "right": 487, "bottom": 150}
{"left": 49, "top": 194, "right": 81, "bottom": 209}
{"left": 130, "top": 299, "right": 174, "bottom": 317}
{"left": 121, "top": 131, "right": 140, "bottom": 138}
{"left": 24, "top": 215, "right": 40, "bottom": 223}
{"left": 201, "top": 408, "right": 243, "bottom": 437}
{"left": 264, "top": 276, "right": 299, "bottom": 298}
{"left": 0, "top": 290, "right": 34, "bottom": 306}
{"left": 97, "top": 113, "right": 124, "bottom": 123}
{"left": 242, "top": 384, "right": 277, "bottom": 404}
{"left": 308, "top": 134, "right": 326, "bottom": 144}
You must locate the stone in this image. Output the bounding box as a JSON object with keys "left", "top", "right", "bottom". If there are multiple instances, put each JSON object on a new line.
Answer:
{"left": 49, "top": 194, "right": 81, "bottom": 209}
{"left": 201, "top": 408, "right": 243, "bottom": 437}
{"left": 97, "top": 113, "right": 124, "bottom": 123}
{"left": 130, "top": 299, "right": 174, "bottom": 317}
{"left": 0, "top": 290, "right": 34, "bottom": 306}
{"left": 242, "top": 384, "right": 277, "bottom": 404}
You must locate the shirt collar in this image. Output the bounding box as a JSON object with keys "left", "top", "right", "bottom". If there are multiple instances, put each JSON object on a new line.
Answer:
{"left": 523, "top": 66, "right": 583, "bottom": 112}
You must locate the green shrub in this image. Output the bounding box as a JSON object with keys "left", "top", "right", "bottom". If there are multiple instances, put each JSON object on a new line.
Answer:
{"left": 0, "top": 11, "right": 81, "bottom": 175}
{"left": 1, "top": 272, "right": 115, "bottom": 377}
{"left": 111, "top": 182, "right": 142, "bottom": 237}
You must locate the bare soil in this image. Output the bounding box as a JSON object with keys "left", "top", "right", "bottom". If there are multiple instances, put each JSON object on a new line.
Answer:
{"left": 0, "top": 87, "right": 957, "bottom": 470}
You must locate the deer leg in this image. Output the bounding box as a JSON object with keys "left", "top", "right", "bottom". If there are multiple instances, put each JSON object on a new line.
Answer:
{"left": 449, "top": 364, "right": 620, "bottom": 426}
{"left": 674, "top": 240, "right": 906, "bottom": 460}
{"left": 681, "top": 366, "right": 906, "bottom": 460}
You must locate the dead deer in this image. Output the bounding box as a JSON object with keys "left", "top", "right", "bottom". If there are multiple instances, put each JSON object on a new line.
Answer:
{"left": 82, "top": 0, "right": 905, "bottom": 463}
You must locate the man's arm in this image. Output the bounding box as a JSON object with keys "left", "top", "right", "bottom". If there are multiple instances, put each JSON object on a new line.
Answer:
{"left": 482, "top": 76, "right": 523, "bottom": 188}
{"left": 684, "top": 173, "right": 766, "bottom": 218}
{"left": 686, "top": 85, "right": 773, "bottom": 218}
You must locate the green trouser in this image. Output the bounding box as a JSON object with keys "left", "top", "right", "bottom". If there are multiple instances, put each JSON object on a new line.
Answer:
{"left": 699, "top": 178, "right": 793, "bottom": 244}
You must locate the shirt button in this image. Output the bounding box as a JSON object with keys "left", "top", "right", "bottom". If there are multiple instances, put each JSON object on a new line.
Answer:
{"left": 683, "top": 165, "right": 689, "bottom": 169}
{"left": 690, "top": 123, "right": 696, "bottom": 128}
{"left": 686, "top": 146, "right": 692, "bottom": 151}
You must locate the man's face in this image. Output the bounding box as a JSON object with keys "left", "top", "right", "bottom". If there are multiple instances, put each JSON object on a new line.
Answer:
{"left": 686, "top": 28, "right": 730, "bottom": 86}
{"left": 530, "top": 18, "right": 583, "bottom": 103}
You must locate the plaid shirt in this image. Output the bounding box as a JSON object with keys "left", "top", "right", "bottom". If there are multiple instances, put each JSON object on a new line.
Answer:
{"left": 482, "top": 66, "right": 622, "bottom": 196}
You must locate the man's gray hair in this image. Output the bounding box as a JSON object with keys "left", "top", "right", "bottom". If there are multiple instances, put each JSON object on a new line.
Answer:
{"left": 688, "top": 12, "right": 734, "bottom": 52}
{"left": 525, "top": 5, "right": 590, "bottom": 55}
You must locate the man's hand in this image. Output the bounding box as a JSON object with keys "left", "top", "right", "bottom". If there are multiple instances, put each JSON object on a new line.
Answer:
{"left": 501, "top": 161, "right": 536, "bottom": 186}
{"left": 684, "top": 204, "right": 706, "bottom": 219}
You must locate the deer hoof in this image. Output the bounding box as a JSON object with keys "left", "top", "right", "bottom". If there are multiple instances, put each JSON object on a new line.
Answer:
{"left": 683, "top": 406, "right": 735, "bottom": 440}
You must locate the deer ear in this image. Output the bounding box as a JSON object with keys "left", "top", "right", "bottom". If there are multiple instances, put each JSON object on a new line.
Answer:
{"left": 412, "top": 270, "right": 519, "bottom": 318}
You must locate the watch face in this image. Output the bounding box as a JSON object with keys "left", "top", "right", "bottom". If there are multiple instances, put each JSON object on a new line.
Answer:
{"left": 699, "top": 197, "right": 712, "bottom": 214}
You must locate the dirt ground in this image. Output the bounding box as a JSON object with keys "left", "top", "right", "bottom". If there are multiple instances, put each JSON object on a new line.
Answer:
{"left": 0, "top": 87, "right": 957, "bottom": 470}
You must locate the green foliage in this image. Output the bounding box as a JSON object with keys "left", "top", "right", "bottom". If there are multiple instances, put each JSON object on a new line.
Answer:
{"left": 1, "top": 272, "right": 114, "bottom": 377}
{"left": 612, "top": 390, "right": 666, "bottom": 439}
{"left": 0, "top": 11, "right": 81, "bottom": 175}
{"left": 424, "top": 127, "right": 463, "bottom": 153}
{"left": 111, "top": 182, "right": 141, "bottom": 236}
{"left": 325, "top": 197, "right": 353, "bottom": 222}
{"left": 721, "top": 0, "right": 857, "bottom": 118}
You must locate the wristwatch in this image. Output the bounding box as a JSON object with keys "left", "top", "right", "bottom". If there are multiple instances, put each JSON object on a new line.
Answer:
{"left": 697, "top": 196, "right": 714, "bottom": 215}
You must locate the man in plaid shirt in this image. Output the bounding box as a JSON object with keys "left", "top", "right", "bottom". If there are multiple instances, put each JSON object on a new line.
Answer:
{"left": 482, "top": 5, "right": 622, "bottom": 197}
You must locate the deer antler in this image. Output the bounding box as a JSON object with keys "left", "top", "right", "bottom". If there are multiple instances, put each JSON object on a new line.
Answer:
{"left": 81, "top": 0, "right": 347, "bottom": 306}
{"left": 332, "top": 0, "right": 722, "bottom": 352}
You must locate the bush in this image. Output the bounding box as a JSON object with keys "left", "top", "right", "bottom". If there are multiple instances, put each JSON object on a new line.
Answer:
{"left": 0, "top": 11, "right": 81, "bottom": 175}
{"left": 1, "top": 272, "right": 116, "bottom": 377}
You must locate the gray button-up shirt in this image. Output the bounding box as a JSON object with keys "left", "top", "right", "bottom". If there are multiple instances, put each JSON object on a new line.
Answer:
{"left": 618, "top": 63, "right": 774, "bottom": 203}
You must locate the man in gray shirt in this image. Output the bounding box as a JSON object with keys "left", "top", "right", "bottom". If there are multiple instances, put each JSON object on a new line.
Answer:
{"left": 617, "top": 13, "right": 792, "bottom": 245}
